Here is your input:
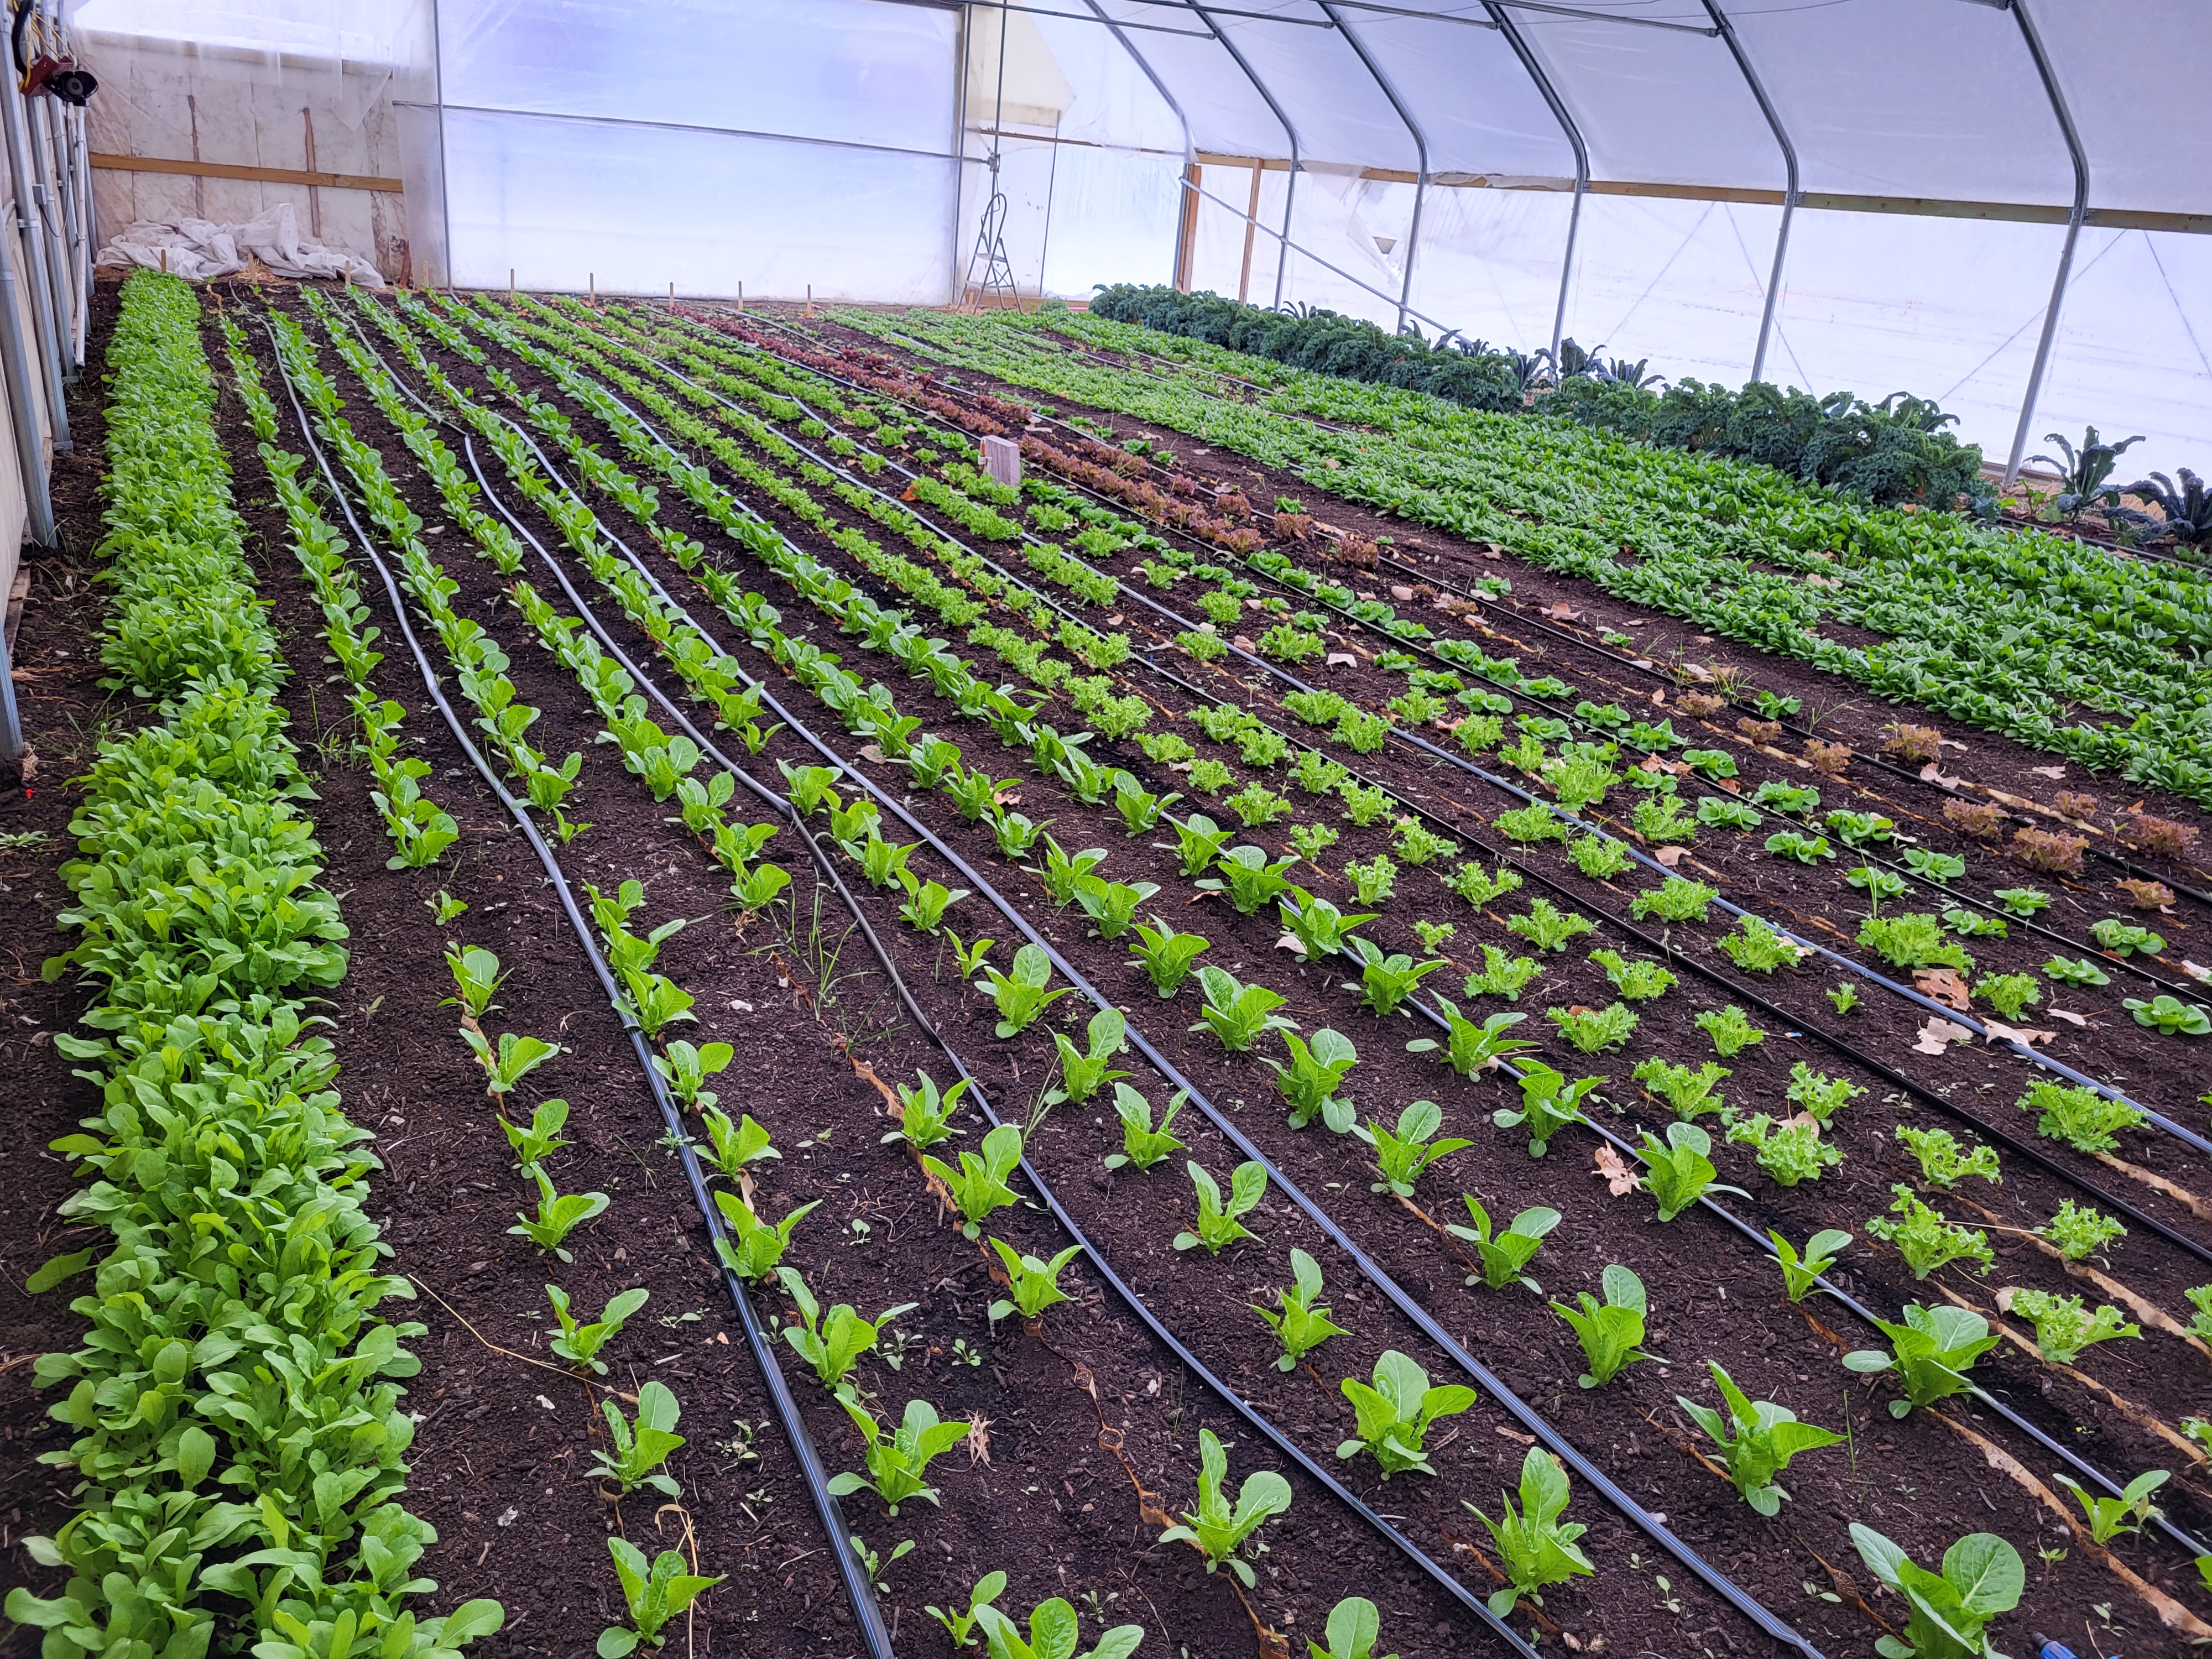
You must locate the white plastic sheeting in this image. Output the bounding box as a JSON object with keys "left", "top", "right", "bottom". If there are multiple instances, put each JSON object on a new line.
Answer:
{"left": 66, "top": 0, "right": 2212, "bottom": 479}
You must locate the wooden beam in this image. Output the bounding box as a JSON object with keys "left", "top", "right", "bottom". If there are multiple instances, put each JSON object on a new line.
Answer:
{"left": 91, "top": 152, "right": 403, "bottom": 195}
{"left": 1173, "top": 162, "right": 1202, "bottom": 293}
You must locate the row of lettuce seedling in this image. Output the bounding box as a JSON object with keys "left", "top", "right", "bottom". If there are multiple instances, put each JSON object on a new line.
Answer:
{"left": 5, "top": 274, "right": 504, "bottom": 1658}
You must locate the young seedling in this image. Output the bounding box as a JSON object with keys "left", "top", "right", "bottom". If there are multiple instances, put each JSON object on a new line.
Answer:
{"left": 1636, "top": 1121, "right": 1745, "bottom": 1220}
{"left": 1588, "top": 948, "right": 1676, "bottom": 1002}
{"left": 1551, "top": 1264, "right": 1651, "bottom": 1388}
{"left": 1266, "top": 1028, "right": 1359, "bottom": 1132}
{"left": 2039, "top": 1199, "right": 2125, "bottom": 1261}
{"left": 827, "top": 1395, "right": 969, "bottom": 1515}
{"left": 921, "top": 1123, "right": 1026, "bottom": 1238}
{"left": 1035, "top": 838, "right": 1107, "bottom": 906}
{"left": 1677, "top": 1361, "right": 1843, "bottom": 1516}
{"left": 1848, "top": 1525, "right": 2021, "bottom": 1659}
{"left": 1843, "top": 1302, "right": 2001, "bottom": 1416}
{"left": 1343, "top": 937, "right": 1449, "bottom": 1016}
{"left": 888, "top": 1071, "right": 970, "bottom": 1151}
{"left": 589, "top": 1381, "right": 686, "bottom": 1499}
{"left": 1408, "top": 998, "right": 1533, "bottom": 1079}
{"left": 1785, "top": 1062, "right": 1861, "bottom": 1125}
{"left": 1505, "top": 898, "right": 1595, "bottom": 953}
{"left": 2043, "top": 954, "right": 2111, "bottom": 987}
{"left": 1865, "top": 1186, "right": 1995, "bottom": 1278}
{"left": 1495, "top": 1063, "right": 1604, "bottom": 1156}
{"left": 1896, "top": 1125, "right": 2001, "bottom": 1188}
{"left": 1278, "top": 890, "right": 1377, "bottom": 958}
{"left": 1104, "top": 1082, "right": 1188, "bottom": 1171}
{"left": 1191, "top": 965, "right": 1298, "bottom": 1052}
{"left": 1114, "top": 779, "right": 1180, "bottom": 835}
{"left": 1546, "top": 1001, "right": 1639, "bottom": 1053}
{"left": 511, "top": 1168, "right": 611, "bottom": 1264}
{"left": 1074, "top": 874, "right": 1161, "bottom": 941}
{"left": 1726, "top": 1114, "right": 1841, "bottom": 1188}
{"left": 1337, "top": 1350, "right": 1477, "bottom": 1478}
{"left": 1631, "top": 1057, "right": 1730, "bottom": 1120}
{"left": 698, "top": 1108, "right": 780, "bottom": 1183}
{"left": 1450, "top": 1198, "right": 1561, "bottom": 1293}
{"left": 1465, "top": 1448, "right": 1594, "bottom": 1618}
{"left": 442, "top": 943, "right": 507, "bottom": 1022}
{"left": 462, "top": 1028, "right": 565, "bottom": 1097}
{"left": 2016, "top": 1079, "right": 2141, "bottom": 1154}
{"left": 502, "top": 1096, "right": 572, "bottom": 1175}
{"left": 1201, "top": 844, "right": 1301, "bottom": 914}
{"left": 2054, "top": 1469, "right": 2167, "bottom": 1545}
{"left": 1303, "top": 1597, "right": 1395, "bottom": 1659}
{"left": 776, "top": 1267, "right": 917, "bottom": 1389}
{"left": 547, "top": 1284, "right": 649, "bottom": 1374}
{"left": 1343, "top": 854, "right": 1399, "bottom": 905}
{"left": 1630, "top": 875, "right": 1719, "bottom": 924}
{"left": 1718, "top": 914, "right": 1808, "bottom": 972}
{"left": 987, "top": 1238, "right": 1083, "bottom": 1325}
{"left": 1694, "top": 1005, "right": 1766, "bottom": 1057}
{"left": 1463, "top": 943, "right": 1546, "bottom": 1003}
{"left": 973, "top": 1599, "right": 1145, "bottom": 1659}
{"left": 1050, "top": 1008, "right": 1130, "bottom": 1105}
{"left": 655, "top": 1039, "right": 734, "bottom": 1112}
{"left": 925, "top": 1570, "right": 1006, "bottom": 1652}
{"left": 2006, "top": 1289, "right": 2138, "bottom": 1366}
{"left": 1359, "top": 1099, "right": 1472, "bottom": 1197}
{"left": 1175, "top": 1159, "right": 1267, "bottom": 1254}
{"left": 712, "top": 1190, "right": 821, "bottom": 1281}
{"left": 1975, "top": 972, "right": 2040, "bottom": 1020}
{"left": 978, "top": 943, "right": 1075, "bottom": 1037}
{"left": 1768, "top": 1228, "right": 1851, "bottom": 1303}
{"left": 1446, "top": 860, "right": 1523, "bottom": 909}
{"left": 1158, "top": 811, "right": 1235, "bottom": 878}
{"left": 1130, "top": 915, "right": 1210, "bottom": 997}
{"left": 1158, "top": 1428, "right": 1292, "bottom": 1587}
{"left": 1253, "top": 1246, "right": 1349, "bottom": 1371}
{"left": 596, "top": 1534, "right": 722, "bottom": 1657}
{"left": 896, "top": 868, "right": 969, "bottom": 935}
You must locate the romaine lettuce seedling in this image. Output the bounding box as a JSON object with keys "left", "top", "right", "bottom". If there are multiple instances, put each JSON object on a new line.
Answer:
{"left": 2054, "top": 1469, "right": 2166, "bottom": 1545}
{"left": 1254, "top": 1246, "right": 1348, "bottom": 1371}
{"left": 1073, "top": 874, "right": 1161, "bottom": 941}
{"left": 1848, "top": 1524, "right": 2020, "bottom": 1659}
{"left": 442, "top": 943, "right": 507, "bottom": 1022}
{"left": 655, "top": 1039, "right": 734, "bottom": 1112}
{"left": 1678, "top": 1361, "right": 1842, "bottom": 1516}
{"left": 1359, "top": 1099, "right": 1472, "bottom": 1197}
{"left": 1343, "top": 937, "right": 1447, "bottom": 1016}
{"left": 776, "top": 1267, "right": 916, "bottom": 1389}
{"left": 1278, "top": 890, "right": 1376, "bottom": 958}
{"left": 1175, "top": 1158, "right": 1267, "bottom": 1254}
{"left": 548, "top": 1284, "right": 649, "bottom": 1374}
{"left": 973, "top": 1597, "right": 1145, "bottom": 1659}
{"left": 589, "top": 1381, "right": 686, "bottom": 1499}
{"left": 888, "top": 1071, "right": 969, "bottom": 1151}
{"left": 1634, "top": 1122, "right": 1745, "bottom": 1220}
{"left": 1465, "top": 1448, "right": 1593, "bottom": 1617}
{"left": 512, "top": 1168, "right": 611, "bottom": 1264}
{"left": 1408, "top": 998, "right": 1532, "bottom": 1079}
{"left": 1105, "top": 1082, "right": 1188, "bottom": 1172}
{"left": 1551, "top": 1264, "right": 1651, "bottom": 1388}
{"left": 1337, "top": 1350, "right": 1477, "bottom": 1478}
{"left": 1051, "top": 1009, "right": 1129, "bottom": 1105}
{"left": 1130, "top": 915, "right": 1209, "bottom": 998}
{"left": 979, "top": 943, "right": 1074, "bottom": 1037}
{"left": 1114, "top": 779, "right": 1181, "bottom": 835}
{"left": 988, "top": 1238, "right": 1083, "bottom": 1324}
{"left": 1768, "top": 1227, "right": 1851, "bottom": 1303}
{"left": 897, "top": 869, "right": 968, "bottom": 935}
{"left": 1191, "top": 966, "right": 1297, "bottom": 1052}
{"left": 1303, "top": 1596, "right": 1394, "bottom": 1659}
{"left": 596, "top": 1533, "right": 722, "bottom": 1656}
{"left": 925, "top": 1569, "right": 1006, "bottom": 1651}
{"left": 922, "top": 1124, "right": 1026, "bottom": 1238}
{"left": 712, "top": 1190, "right": 820, "bottom": 1280}
{"left": 1202, "top": 844, "right": 1301, "bottom": 914}
{"left": 1450, "top": 1197, "right": 1560, "bottom": 1293}
{"left": 1843, "top": 1302, "right": 2000, "bottom": 1415}
{"left": 1159, "top": 1428, "right": 1292, "bottom": 1587}
{"left": 462, "top": 1027, "right": 565, "bottom": 1097}
{"left": 1494, "top": 1063, "right": 1603, "bottom": 1156}
{"left": 502, "top": 1096, "right": 571, "bottom": 1175}
{"left": 1157, "top": 811, "right": 1235, "bottom": 878}
{"left": 1036, "top": 837, "right": 1109, "bottom": 906}
{"left": 1267, "top": 1028, "right": 1359, "bottom": 1131}
{"left": 828, "top": 1395, "right": 970, "bottom": 1515}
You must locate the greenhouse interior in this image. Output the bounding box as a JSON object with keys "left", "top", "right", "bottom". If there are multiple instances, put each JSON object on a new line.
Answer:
{"left": 3, "top": 3, "right": 2211, "bottom": 1658}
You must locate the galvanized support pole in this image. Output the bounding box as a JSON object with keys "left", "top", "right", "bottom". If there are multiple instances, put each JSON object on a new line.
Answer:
{"left": 1699, "top": 1, "right": 1798, "bottom": 384}
{"left": 23, "top": 77, "right": 71, "bottom": 384}
{"left": 0, "top": 204, "right": 54, "bottom": 547}
{"left": 1, "top": 69, "right": 65, "bottom": 449}
{"left": 44, "top": 93, "right": 81, "bottom": 365}
{"left": 38, "top": 94, "right": 79, "bottom": 371}
{"left": 1171, "top": 2, "right": 1302, "bottom": 306}
{"left": 948, "top": 3, "right": 973, "bottom": 305}
{"left": 1319, "top": 2, "right": 1428, "bottom": 334}
{"left": 2003, "top": 0, "right": 2088, "bottom": 489}
{"left": 1483, "top": 4, "right": 1587, "bottom": 362}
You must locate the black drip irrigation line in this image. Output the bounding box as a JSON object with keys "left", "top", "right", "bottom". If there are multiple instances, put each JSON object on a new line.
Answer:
{"left": 422, "top": 295, "right": 1838, "bottom": 1659}
{"left": 620, "top": 309, "right": 2212, "bottom": 1201}
{"left": 327, "top": 295, "right": 1566, "bottom": 1659}
{"left": 252, "top": 313, "right": 900, "bottom": 1659}
{"left": 819, "top": 304, "right": 2212, "bottom": 907}
{"left": 505, "top": 300, "right": 2212, "bottom": 1568}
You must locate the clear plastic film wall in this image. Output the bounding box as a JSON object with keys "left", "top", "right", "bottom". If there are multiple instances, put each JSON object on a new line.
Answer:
{"left": 69, "top": 0, "right": 2212, "bottom": 480}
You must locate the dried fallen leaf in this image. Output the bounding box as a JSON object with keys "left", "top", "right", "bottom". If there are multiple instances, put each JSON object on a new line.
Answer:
{"left": 2029, "top": 765, "right": 2067, "bottom": 780}
{"left": 1984, "top": 1019, "right": 2058, "bottom": 1047}
{"left": 1546, "top": 602, "right": 1584, "bottom": 622}
{"left": 855, "top": 743, "right": 887, "bottom": 765}
{"left": 1593, "top": 1144, "right": 1642, "bottom": 1196}
{"left": 1918, "top": 762, "right": 1967, "bottom": 790}
{"left": 1390, "top": 584, "right": 1416, "bottom": 602}
{"left": 964, "top": 1413, "right": 993, "bottom": 1467}
{"left": 1993, "top": 1285, "right": 2021, "bottom": 1314}
{"left": 1275, "top": 932, "right": 1307, "bottom": 957}
{"left": 2182, "top": 959, "right": 2212, "bottom": 986}
{"left": 1231, "top": 635, "right": 1256, "bottom": 653}
{"left": 1913, "top": 1017, "right": 1975, "bottom": 1055}
{"left": 1493, "top": 1424, "right": 1536, "bottom": 1446}
{"left": 2046, "top": 1005, "right": 2088, "bottom": 1027}
{"left": 1654, "top": 846, "right": 1685, "bottom": 868}
{"left": 1914, "top": 968, "right": 1972, "bottom": 1011}
{"left": 1326, "top": 651, "right": 1358, "bottom": 668}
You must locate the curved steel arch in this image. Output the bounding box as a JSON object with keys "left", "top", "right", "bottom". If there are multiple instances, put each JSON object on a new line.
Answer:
{"left": 1698, "top": 0, "right": 1800, "bottom": 384}
{"left": 2004, "top": 0, "right": 2090, "bottom": 487}
{"left": 1316, "top": 2, "right": 1428, "bottom": 334}
{"left": 1480, "top": 3, "right": 1589, "bottom": 363}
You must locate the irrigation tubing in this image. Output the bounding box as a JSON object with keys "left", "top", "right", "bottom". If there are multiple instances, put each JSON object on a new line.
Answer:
{"left": 806, "top": 305, "right": 2212, "bottom": 910}
{"left": 252, "top": 314, "right": 901, "bottom": 1659}
{"left": 322, "top": 298, "right": 1574, "bottom": 1659}
{"left": 592, "top": 309, "right": 2212, "bottom": 1243}
{"left": 398, "top": 294, "right": 1843, "bottom": 1659}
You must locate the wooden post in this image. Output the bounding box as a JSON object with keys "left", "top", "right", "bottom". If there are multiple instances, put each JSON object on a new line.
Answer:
{"left": 509, "top": 267, "right": 515, "bottom": 298}
{"left": 1172, "top": 162, "right": 1203, "bottom": 293}
{"left": 1237, "top": 161, "right": 1263, "bottom": 304}
{"left": 737, "top": 281, "right": 744, "bottom": 312}
{"left": 669, "top": 281, "right": 675, "bottom": 306}
{"left": 805, "top": 283, "right": 815, "bottom": 317}
{"left": 589, "top": 271, "right": 596, "bottom": 304}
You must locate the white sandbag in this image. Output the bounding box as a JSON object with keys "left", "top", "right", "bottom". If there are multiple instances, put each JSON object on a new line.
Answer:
{"left": 95, "top": 201, "right": 383, "bottom": 286}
